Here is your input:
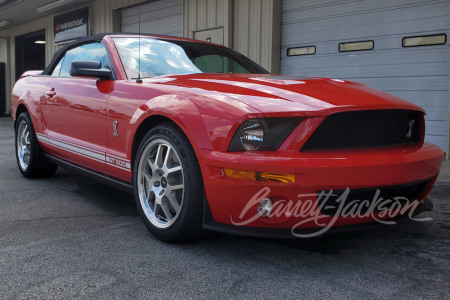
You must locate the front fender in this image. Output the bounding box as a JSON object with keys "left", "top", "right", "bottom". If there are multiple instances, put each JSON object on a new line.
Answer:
{"left": 131, "top": 94, "right": 213, "bottom": 151}
{"left": 130, "top": 92, "right": 263, "bottom": 153}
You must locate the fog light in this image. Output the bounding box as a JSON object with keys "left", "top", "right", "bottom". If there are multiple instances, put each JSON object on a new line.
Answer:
{"left": 257, "top": 198, "right": 273, "bottom": 217}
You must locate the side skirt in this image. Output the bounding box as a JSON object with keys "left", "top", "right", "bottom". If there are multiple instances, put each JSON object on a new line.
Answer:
{"left": 44, "top": 154, "right": 134, "bottom": 194}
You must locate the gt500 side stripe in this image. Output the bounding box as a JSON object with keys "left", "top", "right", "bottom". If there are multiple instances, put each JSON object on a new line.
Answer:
{"left": 36, "top": 133, "right": 131, "bottom": 173}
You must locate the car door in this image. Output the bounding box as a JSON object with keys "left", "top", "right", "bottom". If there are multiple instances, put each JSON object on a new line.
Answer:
{"left": 41, "top": 42, "right": 114, "bottom": 174}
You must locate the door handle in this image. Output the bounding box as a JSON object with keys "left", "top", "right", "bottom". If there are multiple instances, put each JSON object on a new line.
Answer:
{"left": 46, "top": 89, "right": 56, "bottom": 98}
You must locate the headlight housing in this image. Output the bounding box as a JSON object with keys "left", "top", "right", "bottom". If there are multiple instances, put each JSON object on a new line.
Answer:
{"left": 239, "top": 119, "right": 264, "bottom": 150}
{"left": 228, "top": 117, "right": 302, "bottom": 151}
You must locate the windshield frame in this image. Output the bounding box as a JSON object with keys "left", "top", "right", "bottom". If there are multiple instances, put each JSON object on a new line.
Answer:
{"left": 111, "top": 36, "right": 269, "bottom": 79}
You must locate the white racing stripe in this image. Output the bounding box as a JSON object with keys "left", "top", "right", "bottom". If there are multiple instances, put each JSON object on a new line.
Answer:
{"left": 50, "top": 139, "right": 106, "bottom": 162}
{"left": 49, "top": 135, "right": 105, "bottom": 155}
{"left": 36, "top": 133, "right": 49, "bottom": 144}
{"left": 36, "top": 133, "right": 131, "bottom": 173}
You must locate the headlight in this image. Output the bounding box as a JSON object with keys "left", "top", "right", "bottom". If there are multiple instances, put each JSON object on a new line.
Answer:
{"left": 228, "top": 117, "right": 302, "bottom": 151}
{"left": 240, "top": 119, "right": 264, "bottom": 150}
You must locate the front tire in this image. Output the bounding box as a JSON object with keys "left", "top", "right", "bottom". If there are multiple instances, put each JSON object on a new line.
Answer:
{"left": 133, "top": 123, "right": 204, "bottom": 242}
{"left": 15, "top": 112, "right": 58, "bottom": 178}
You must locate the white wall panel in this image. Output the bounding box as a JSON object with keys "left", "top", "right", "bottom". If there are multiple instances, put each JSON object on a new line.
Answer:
{"left": 184, "top": 0, "right": 233, "bottom": 47}
{"left": 233, "top": 0, "right": 281, "bottom": 73}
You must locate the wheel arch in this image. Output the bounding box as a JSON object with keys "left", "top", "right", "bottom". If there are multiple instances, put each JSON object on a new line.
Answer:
{"left": 131, "top": 115, "right": 196, "bottom": 171}
{"left": 15, "top": 104, "right": 30, "bottom": 129}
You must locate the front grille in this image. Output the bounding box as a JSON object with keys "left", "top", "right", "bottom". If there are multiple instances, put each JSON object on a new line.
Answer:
{"left": 317, "top": 180, "right": 430, "bottom": 216}
{"left": 301, "top": 110, "right": 422, "bottom": 151}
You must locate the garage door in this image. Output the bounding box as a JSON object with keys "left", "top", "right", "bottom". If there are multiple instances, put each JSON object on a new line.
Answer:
{"left": 281, "top": 0, "right": 450, "bottom": 154}
{"left": 121, "top": 0, "right": 183, "bottom": 37}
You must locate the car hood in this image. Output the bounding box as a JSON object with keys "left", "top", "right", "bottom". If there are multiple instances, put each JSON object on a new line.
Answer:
{"left": 143, "top": 74, "right": 424, "bottom": 116}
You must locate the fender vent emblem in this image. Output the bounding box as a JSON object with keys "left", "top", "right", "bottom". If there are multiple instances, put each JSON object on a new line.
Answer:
{"left": 113, "top": 121, "right": 119, "bottom": 138}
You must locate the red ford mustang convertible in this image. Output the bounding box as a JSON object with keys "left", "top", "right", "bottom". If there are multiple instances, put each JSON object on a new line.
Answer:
{"left": 11, "top": 33, "right": 443, "bottom": 241}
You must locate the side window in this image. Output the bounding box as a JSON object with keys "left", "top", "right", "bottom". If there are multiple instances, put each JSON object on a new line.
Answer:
{"left": 192, "top": 55, "right": 248, "bottom": 73}
{"left": 51, "top": 56, "right": 65, "bottom": 77}
{"left": 59, "top": 43, "right": 110, "bottom": 78}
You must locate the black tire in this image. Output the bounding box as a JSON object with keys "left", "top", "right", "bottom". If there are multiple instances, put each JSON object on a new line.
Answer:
{"left": 133, "top": 123, "right": 204, "bottom": 242}
{"left": 15, "top": 112, "right": 58, "bottom": 178}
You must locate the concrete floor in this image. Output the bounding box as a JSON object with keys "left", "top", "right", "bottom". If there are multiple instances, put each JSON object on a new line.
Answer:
{"left": 0, "top": 117, "right": 449, "bottom": 299}
{"left": 438, "top": 160, "right": 450, "bottom": 183}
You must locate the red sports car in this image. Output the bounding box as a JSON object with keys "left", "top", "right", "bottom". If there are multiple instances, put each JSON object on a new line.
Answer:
{"left": 11, "top": 33, "right": 443, "bottom": 242}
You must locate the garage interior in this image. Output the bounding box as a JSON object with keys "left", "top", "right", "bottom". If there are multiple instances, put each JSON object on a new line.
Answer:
{"left": 14, "top": 29, "right": 46, "bottom": 80}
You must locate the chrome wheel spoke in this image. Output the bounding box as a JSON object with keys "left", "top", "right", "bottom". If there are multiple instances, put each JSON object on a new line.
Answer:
{"left": 160, "top": 200, "right": 173, "bottom": 220}
{"left": 143, "top": 173, "right": 154, "bottom": 199}
{"left": 144, "top": 173, "right": 153, "bottom": 188}
{"left": 163, "top": 147, "right": 172, "bottom": 167}
{"left": 167, "top": 184, "right": 183, "bottom": 193}
{"left": 154, "top": 145, "right": 165, "bottom": 168}
{"left": 153, "top": 201, "right": 161, "bottom": 217}
{"left": 166, "top": 165, "right": 182, "bottom": 175}
{"left": 167, "top": 194, "right": 181, "bottom": 214}
{"left": 24, "top": 150, "right": 30, "bottom": 164}
{"left": 24, "top": 131, "right": 30, "bottom": 144}
{"left": 22, "top": 125, "right": 27, "bottom": 138}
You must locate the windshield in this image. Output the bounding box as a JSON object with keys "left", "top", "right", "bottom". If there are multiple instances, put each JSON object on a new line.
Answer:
{"left": 112, "top": 37, "right": 268, "bottom": 79}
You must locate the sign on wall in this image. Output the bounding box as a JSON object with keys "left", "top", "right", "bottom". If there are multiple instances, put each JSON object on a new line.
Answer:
{"left": 54, "top": 7, "right": 89, "bottom": 44}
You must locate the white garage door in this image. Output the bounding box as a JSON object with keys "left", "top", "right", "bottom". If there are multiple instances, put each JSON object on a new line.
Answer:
{"left": 281, "top": 0, "right": 450, "bottom": 153}
{"left": 121, "top": 0, "right": 183, "bottom": 37}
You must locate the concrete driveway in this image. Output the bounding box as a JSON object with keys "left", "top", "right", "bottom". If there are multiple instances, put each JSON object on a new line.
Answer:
{"left": 0, "top": 117, "right": 449, "bottom": 300}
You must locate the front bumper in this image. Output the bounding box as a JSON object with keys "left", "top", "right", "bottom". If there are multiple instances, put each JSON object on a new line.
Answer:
{"left": 202, "top": 197, "right": 434, "bottom": 238}
{"left": 199, "top": 143, "right": 443, "bottom": 236}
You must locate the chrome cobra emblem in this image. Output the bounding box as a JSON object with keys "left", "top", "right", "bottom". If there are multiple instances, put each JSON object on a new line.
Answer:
{"left": 113, "top": 121, "right": 119, "bottom": 138}
{"left": 406, "top": 120, "right": 415, "bottom": 138}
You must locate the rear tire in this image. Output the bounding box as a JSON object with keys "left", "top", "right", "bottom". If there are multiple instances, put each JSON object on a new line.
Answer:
{"left": 133, "top": 123, "right": 204, "bottom": 243}
{"left": 15, "top": 112, "right": 58, "bottom": 178}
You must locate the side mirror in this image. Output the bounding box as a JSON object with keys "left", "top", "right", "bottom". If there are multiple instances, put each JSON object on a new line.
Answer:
{"left": 70, "top": 60, "right": 112, "bottom": 80}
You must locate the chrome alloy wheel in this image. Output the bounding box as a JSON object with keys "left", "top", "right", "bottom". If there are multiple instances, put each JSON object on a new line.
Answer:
{"left": 137, "top": 138, "right": 185, "bottom": 229}
{"left": 17, "top": 120, "right": 31, "bottom": 171}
